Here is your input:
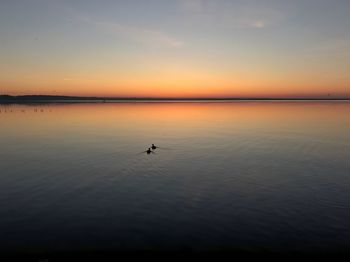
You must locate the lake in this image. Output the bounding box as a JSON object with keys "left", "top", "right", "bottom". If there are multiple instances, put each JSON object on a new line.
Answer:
{"left": 1, "top": 101, "right": 350, "bottom": 257}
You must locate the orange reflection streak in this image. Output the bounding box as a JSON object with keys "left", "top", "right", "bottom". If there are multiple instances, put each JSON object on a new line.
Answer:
{"left": 2, "top": 102, "right": 350, "bottom": 141}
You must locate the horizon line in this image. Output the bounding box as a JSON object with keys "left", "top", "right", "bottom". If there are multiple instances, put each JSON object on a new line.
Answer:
{"left": 1, "top": 94, "right": 350, "bottom": 101}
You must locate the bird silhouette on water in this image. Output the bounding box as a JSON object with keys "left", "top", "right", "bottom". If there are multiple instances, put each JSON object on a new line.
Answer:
{"left": 143, "top": 144, "right": 157, "bottom": 155}
{"left": 140, "top": 143, "right": 171, "bottom": 155}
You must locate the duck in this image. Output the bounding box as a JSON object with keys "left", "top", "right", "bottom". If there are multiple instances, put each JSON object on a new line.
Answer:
{"left": 151, "top": 144, "right": 157, "bottom": 150}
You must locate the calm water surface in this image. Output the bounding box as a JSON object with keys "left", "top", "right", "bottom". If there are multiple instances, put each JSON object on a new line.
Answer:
{"left": 0, "top": 102, "right": 350, "bottom": 253}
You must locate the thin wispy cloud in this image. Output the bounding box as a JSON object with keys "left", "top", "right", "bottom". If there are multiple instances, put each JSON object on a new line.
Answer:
{"left": 236, "top": 6, "right": 284, "bottom": 29}
{"left": 94, "top": 21, "right": 184, "bottom": 48}
{"left": 251, "top": 20, "right": 266, "bottom": 29}
{"left": 180, "top": 0, "right": 284, "bottom": 29}
{"left": 68, "top": 8, "right": 184, "bottom": 48}
{"left": 181, "top": 0, "right": 204, "bottom": 12}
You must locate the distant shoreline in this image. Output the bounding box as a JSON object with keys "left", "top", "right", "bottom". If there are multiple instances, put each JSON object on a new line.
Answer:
{"left": 1, "top": 95, "right": 350, "bottom": 103}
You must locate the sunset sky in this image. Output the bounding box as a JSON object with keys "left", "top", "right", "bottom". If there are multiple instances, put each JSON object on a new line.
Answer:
{"left": 1, "top": 0, "right": 350, "bottom": 98}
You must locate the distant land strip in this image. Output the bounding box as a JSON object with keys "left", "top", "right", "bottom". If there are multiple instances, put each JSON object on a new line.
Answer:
{"left": 1, "top": 95, "right": 350, "bottom": 103}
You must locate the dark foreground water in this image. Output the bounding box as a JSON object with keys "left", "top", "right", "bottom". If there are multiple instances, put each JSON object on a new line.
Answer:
{"left": 0, "top": 102, "right": 350, "bottom": 257}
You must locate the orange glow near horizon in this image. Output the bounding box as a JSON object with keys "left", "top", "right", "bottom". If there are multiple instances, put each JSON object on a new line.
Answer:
{"left": 2, "top": 69, "right": 350, "bottom": 98}
{"left": 2, "top": 56, "right": 350, "bottom": 98}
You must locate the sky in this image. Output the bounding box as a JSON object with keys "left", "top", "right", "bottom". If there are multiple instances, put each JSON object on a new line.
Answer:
{"left": 1, "top": 0, "right": 350, "bottom": 98}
